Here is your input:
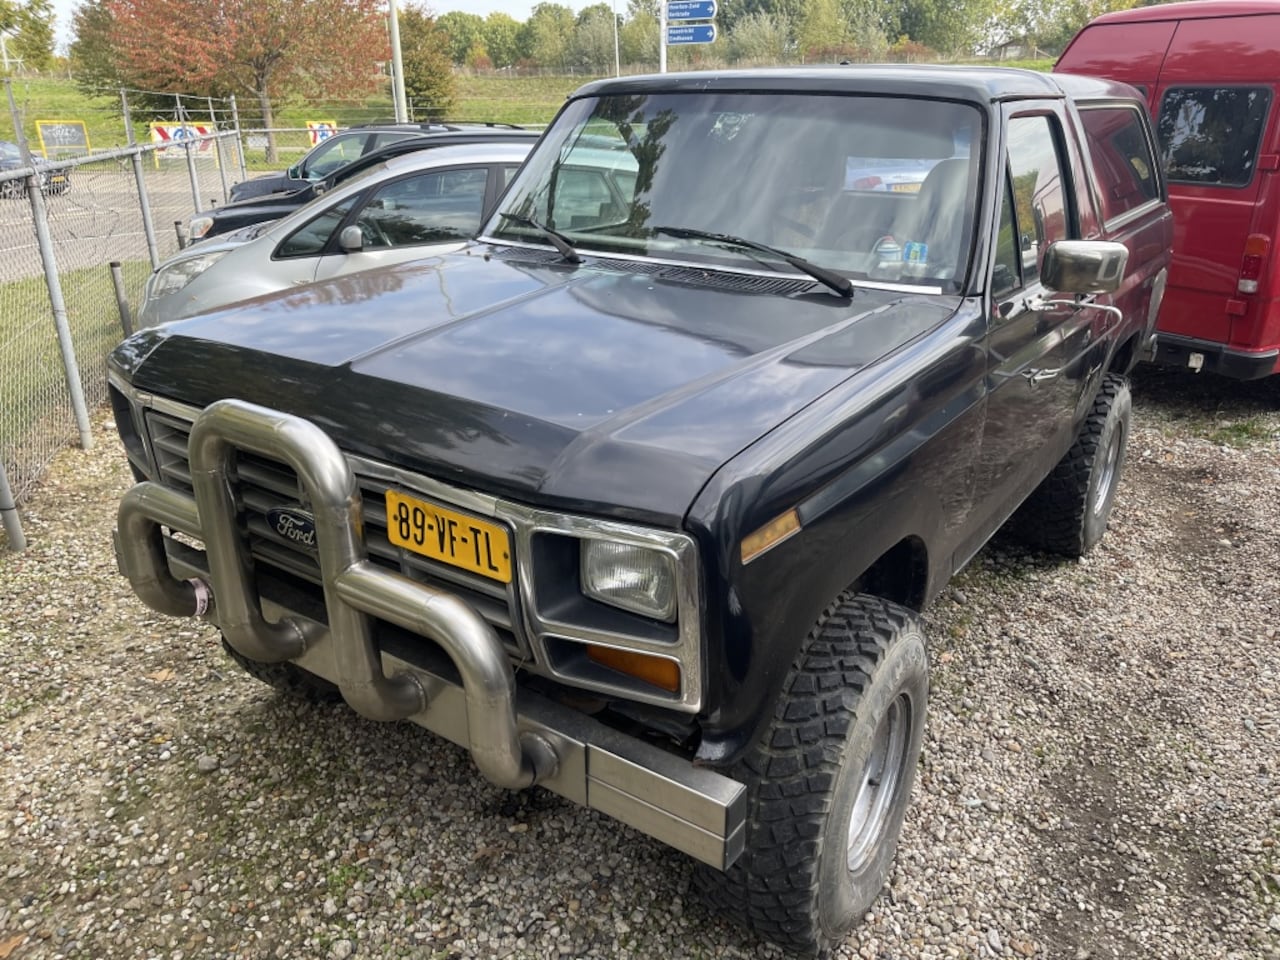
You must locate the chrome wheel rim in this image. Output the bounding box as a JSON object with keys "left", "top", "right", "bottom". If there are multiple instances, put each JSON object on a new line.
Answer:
{"left": 1092, "top": 427, "right": 1123, "bottom": 519}
{"left": 846, "top": 693, "right": 912, "bottom": 873}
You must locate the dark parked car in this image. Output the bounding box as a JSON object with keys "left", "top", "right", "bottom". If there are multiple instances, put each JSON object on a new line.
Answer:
{"left": 0, "top": 140, "right": 71, "bottom": 198}
{"left": 228, "top": 122, "right": 529, "bottom": 202}
{"left": 109, "top": 66, "right": 1170, "bottom": 953}
{"left": 192, "top": 128, "right": 540, "bottom": 241}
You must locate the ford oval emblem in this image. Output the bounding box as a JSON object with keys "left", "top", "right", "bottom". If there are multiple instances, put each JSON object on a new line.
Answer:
{"left": 266, "top": 506, "right": 317, "bottom": 549}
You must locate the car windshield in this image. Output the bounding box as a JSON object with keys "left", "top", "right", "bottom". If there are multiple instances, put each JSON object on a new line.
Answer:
{"left": 487, "top": 91, "right": 983, "bottom": 290}
{"left": 0, "top": 141, "right": 21, "bottom": 160}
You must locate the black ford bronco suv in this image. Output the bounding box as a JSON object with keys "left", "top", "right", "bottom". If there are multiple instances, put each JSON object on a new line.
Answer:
{"left": 109, "top": 67, "right": 1171, "bottom": 953}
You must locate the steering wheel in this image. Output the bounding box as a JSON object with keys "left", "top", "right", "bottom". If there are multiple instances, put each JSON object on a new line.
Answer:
{"left": 356, "top": 215, "right": 392, "bottom": 249}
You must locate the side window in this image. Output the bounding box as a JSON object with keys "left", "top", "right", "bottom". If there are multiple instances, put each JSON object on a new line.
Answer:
{"left": 1079, "top": 106, "right": 1160, "bottom": 223}
{"left": 552, "top": 168, "right": 616, "bottom": 229}
{"left": 1157, "top": 86, "right": 1272, "bottom": 186}
{"left": 369, "top": 132, "right": 418, "bottom": 151}
{"left": 992, "top": 174, "right": 1021, "bottom": 299}
{"left": 302, "top": 136, "right": 366, "bottom": 179}
{"left": 353, "top": 168, "right": 487, "bottom": 248}
{"left": 1007, "top": 115, "right": 1072, "bottom": 286}
{"left": 276, "top": 197, "right": 358, "bottom": 258}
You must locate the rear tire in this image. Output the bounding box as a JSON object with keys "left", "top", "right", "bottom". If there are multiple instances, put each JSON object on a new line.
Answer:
{"left": 694, "top": 594, "right": 928, "bottom": 954}
{"left": 220, "top": 636, "right": 342, "bottom": 703}
{"left": 1016, "top": 374, "right": 1131, "bottom": 557}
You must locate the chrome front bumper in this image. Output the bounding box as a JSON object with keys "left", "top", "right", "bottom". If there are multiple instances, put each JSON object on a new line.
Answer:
{"left": 113, "top": 399, "right": 745, "bottom": 869}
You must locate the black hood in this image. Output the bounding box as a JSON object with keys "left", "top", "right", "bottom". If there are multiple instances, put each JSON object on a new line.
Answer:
{"left": 119, "top": 247, "right": 957, "bottom": 525}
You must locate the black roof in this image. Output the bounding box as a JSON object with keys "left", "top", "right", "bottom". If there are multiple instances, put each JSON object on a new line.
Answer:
{"left": 572, "top": 65, "right": 1141, "bottom": 106}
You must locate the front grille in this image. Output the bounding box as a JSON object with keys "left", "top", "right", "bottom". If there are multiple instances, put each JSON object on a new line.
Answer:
{"left": 146, "top": 410, "right": 525, "bottom": 655}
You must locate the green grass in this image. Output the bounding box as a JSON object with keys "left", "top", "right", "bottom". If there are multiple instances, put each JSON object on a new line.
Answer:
{"left": 0, "top": 259, "right": 147, "bottom": 459}
{"left": 0, "top": 75, "right": 584, "bottom": 152}
{"left": 1207, "top": 418, "right": 1275, "bottom": 448}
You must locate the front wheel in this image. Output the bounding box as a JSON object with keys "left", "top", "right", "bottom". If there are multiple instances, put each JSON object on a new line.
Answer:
{"left": 695, "top": 594, "right": 929, "bottom": 954}
{"left": 1015, "top": 373, "right": 1132, "bottom": 557}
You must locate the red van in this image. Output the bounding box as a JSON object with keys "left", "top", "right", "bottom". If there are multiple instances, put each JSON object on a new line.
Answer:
{"left": 1057, "top": 0, "right": 1280, "bottom": 379}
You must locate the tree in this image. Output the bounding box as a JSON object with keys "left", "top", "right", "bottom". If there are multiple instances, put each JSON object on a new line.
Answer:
{"left": 68, "top": 0, "right": 170, "bottom": 113}
{"left": 1, "top": 0, "right": 55, "bottom": 73}
{"left": 796, "top": 0, "right": 844, "bottom": 61}
{"left": 619, "top": 9, "right": 657, "bottom": 66}
{"left": 522, "top": 2, "right": 575, "bottom": 70}
{"left": 105, "top": 0, "right": 388, "bottom": 161}
{"left": 727, "top": 11, "right": 791, "bottom": 64}
{"left": 399, "top": 4, "right": 455, "bottom": 119}
{"left": 483, "top": 12, "right": 521, "bottom": 68}
{"left": 437, "top": 10, "right": 484, "bottom": 64}
{"left": 571, "top": 4, "right": 616, "bottom": 73}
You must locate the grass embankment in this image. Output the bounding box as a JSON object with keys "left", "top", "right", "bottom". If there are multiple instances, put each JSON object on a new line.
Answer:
{"left": 0, "top": 60, "right": 1055, "bottom": 150}
{"left": 0, "top": 75, "right": 589, "bottom": 153}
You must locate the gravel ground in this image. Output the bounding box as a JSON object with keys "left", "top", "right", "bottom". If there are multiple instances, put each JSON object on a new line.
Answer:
{"left": 1, "top": 366, "right": 1278, "bottom": 960}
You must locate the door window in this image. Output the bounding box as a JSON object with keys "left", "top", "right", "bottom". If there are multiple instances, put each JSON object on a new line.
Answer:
{"left": 353, "top": 168, "right": 488, "bottom": 249}
{"left": 302, "top": 135, "right": 367, "bottom": 179}
{"left": 1078, "top": 106, "right": 1160, "bottom": 223}
{"left": 1006, "top": 115, "right": 1072, "bottom": 287}
{"left": 1157, "top": 86, "right": 1272, "bottom": 187}
{"left": 276, "top": 197, "right": 357, "bottom": 258}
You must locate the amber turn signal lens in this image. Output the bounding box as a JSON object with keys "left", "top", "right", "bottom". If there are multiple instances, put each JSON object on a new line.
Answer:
{"left": 740, "top": 508, "right": 801, "bottom": 565}
{"left": 586, "top": 645, "right": 681, "bottom": 693}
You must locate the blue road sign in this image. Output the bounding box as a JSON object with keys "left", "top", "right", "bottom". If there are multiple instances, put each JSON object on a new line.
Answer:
{"left": 667, "top": 23, "right": 717, "bottom": 44}
{"left": 667, "top": 0, "right": 716, "bottom": 21}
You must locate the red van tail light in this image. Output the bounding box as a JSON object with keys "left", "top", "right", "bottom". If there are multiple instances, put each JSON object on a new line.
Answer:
{"left": 1238, "top": 234, "right": 1270, "bottom": 294}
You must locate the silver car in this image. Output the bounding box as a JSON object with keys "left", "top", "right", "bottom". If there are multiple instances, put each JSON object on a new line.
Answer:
{"left": 138, "top": 141, "right": 533, "bottom": 327}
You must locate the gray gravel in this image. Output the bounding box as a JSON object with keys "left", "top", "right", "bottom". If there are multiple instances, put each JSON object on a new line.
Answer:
{"left": 2, "top": 366, "right": 1279, "bottom": 959}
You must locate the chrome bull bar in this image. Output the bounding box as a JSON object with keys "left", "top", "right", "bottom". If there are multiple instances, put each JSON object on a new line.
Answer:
{"left": 113, "top": 398, "right": 746, "bottom": 868}
{"left": 119, "top": 398, "right": 555, "bottom": 790}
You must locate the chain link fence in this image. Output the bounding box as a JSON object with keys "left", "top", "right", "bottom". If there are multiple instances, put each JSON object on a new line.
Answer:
{"left": 0, "top": 79, "right": 264, "bottom": 551}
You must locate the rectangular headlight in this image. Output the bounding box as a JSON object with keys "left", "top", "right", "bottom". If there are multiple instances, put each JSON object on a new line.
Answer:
{"left": 580, "top": 539, "right": 677, "bottom": 622}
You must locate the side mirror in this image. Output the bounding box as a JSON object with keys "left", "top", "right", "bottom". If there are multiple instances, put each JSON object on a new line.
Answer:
{"left": 338, "top": 225, "right": 364, "bottom": 252}
{"left": 287, "top": 164, "right": 301, "bottom": 179}
{"left": 1042, "top": 240, "right": 1129, "bottom": 295}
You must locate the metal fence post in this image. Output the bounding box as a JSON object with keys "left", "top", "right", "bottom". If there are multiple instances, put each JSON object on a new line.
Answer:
{"left": 121, "top": 88, "right": 161, "bottom": 271}
{"left": 208, "top": 95, "right": 230, "bottom": 203}
{"left": 176, "top": 94, "right": 202, "bottom": 212}
{"left": 4, "top": 78, "right": 94, "bottom": 452}
{"left": 110, "top": 262, "right": 134, "bottom": 338}
{"left": 229, "top": 93, "right": 248, "bottom": 183}
{"left": 0, "top": 460, "right": 25, "bottom": 552}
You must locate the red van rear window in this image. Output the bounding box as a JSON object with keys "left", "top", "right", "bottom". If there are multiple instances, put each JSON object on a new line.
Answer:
{"left": 1157, "top": 86, "right": 1272, "bottom": 187}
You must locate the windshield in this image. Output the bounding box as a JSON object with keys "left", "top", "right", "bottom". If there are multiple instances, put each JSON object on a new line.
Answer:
{"left": 487, "top": 91, "right": 982, "bottom": 290}
{"left": 0, "top": 141, "right": 21, "bottom": 161}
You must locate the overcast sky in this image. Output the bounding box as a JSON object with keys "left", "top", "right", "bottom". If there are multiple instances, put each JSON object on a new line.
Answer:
{"left": 47, "top": 0, "right": 557, "bottom": 53}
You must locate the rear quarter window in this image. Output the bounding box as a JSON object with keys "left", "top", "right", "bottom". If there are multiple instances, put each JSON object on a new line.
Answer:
{"left": 1157, "top": 86, "right": 1272, "bottom": 187}
{"left": 1078, "top": 105, "right": 1160, "bottom": 223}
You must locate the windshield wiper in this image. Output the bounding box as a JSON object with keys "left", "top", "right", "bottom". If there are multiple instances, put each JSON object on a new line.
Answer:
{"left": 652, "top": 225, "right": 853, "bottom": 298}
{"left": 499, "top": 213, "right": 581, "bottom": 264}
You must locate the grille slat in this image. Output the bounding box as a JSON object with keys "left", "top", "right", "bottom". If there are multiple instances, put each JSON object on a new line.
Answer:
{"left": 146, "top": 410, "right": 524, "bottom": 653}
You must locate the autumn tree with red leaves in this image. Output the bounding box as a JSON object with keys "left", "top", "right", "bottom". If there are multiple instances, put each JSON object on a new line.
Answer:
{"left": 106, "top": 0, "right": 389, "bottom": 160}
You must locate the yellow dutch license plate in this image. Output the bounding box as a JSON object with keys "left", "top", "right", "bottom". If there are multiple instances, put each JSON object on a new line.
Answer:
{"left": 384, "top": 490, "right": 512, "bottom": 583}
{"left": 891, "top": 182, "right": 922, "bottom": 193}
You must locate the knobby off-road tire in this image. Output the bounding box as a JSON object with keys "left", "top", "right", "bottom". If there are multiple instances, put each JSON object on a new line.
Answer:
{"left": 1017, "top": 373, "right": 1132, "bottom": 558}
{"left": 220, "top": 636, "right": 342, "bottom": 704}
{"left": 695, "top": 594, "right": 929, "bottom": 955}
